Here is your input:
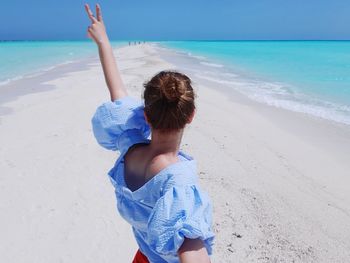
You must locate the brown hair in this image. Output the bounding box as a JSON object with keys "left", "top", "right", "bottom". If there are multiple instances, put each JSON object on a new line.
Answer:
{"left": 143, "top": 70, "right": 196, "bottom": 132}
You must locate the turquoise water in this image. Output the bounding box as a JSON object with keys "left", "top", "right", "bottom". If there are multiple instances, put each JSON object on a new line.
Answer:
{"left": 161, "top": 41, "right": 350, "bottom": 125}
{"left": 1, "top": 40, "right": 350, "bottom": 125}
{"left": 0, "top": 41, "right": 125, "bottom": 85}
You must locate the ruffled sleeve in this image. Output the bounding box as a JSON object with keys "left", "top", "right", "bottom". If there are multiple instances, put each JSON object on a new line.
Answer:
{"left": 91, "top": 96, "right": 151, "bottom": 152}
{"left": 147, "top": 185, "right": 215, "bottom": 256}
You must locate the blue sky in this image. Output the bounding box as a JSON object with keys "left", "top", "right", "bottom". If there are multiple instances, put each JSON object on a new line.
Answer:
{"left": 1, "top": 0, "right": 349, "bottom": 40}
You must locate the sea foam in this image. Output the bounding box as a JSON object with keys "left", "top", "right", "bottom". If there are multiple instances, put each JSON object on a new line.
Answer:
{"left": 159, "top": 41, "right": 350, "bottom": 126}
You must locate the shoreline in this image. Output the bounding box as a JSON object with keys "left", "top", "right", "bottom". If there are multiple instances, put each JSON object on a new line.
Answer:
{"left": 1, "top": 43, "right": 350, "bottom": 262}
{"left": 0, "top": 56, "right": 98, "bottom": 116}
{"left": 0, "top": 41, "right": 125, "bottom": 89}
{"left": 0, "top": 57, "right": 94, "bottom": 87}
{"left": 157, "top": 42, "right": 350, "bottom": 126}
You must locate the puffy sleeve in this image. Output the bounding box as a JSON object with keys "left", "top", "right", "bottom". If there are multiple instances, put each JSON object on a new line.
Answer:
{"left": 91, "top": 95, "right": 151, "bottom": 152}
{"left": 147, "top": 185, "right": 215, "bottom": 256}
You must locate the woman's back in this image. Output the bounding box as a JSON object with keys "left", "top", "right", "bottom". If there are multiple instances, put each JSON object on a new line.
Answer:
{"left": 91, "top": 94, "right": 215, "bottom": 262}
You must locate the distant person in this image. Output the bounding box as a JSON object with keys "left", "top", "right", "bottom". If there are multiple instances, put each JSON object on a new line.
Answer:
{"left": 85, "top": 4, "right": 215, "bottom": 263}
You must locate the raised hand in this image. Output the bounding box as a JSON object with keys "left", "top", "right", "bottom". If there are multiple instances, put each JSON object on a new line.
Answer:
{"left": 84, "top": 3, "right": 109, "bottom": 45}
{"left": 84, "top": 3, "right": 127, "bottom": 100}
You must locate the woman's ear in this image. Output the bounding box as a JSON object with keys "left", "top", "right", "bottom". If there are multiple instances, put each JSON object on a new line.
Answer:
{"left": 187, "top": 109, "right": 196, "bottom": 124}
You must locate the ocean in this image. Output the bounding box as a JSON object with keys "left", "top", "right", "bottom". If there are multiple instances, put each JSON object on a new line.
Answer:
{"left": 1, "top": 40, "right": 350, "bottom": 125}
{"left": 0, "top": 41, "right": 125, "bottom": 85}
{"left": 161, "top": 41, "right": 350, "bottom": 125}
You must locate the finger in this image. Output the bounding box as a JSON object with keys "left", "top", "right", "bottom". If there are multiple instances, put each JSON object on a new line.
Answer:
{"left": 86, "top": 26, "right": 92, "bottom": 39}
{"left": 87, "top": 25, "right": 94, "bottom": 34}
{"left": 84, "top": 3, "right": 97, "bottom": 23}
{"left": 96, "top": 4, "right": 103, "bottom": 22}
{"left": 85, "top": 4, "right": 97, "bottom": 23}
{"left": 87, "top": 31, "right": 92, "bottom": 39}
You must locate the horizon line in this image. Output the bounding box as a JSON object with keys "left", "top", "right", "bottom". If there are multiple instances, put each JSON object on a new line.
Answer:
{"left": 1, "top": 39, "right": 350, "bottom": 42}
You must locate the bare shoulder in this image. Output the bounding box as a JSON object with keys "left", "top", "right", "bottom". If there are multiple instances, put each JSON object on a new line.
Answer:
{"left": 125, "top": 143, "right": 180, "bottom": 179}
{"left": 125, "top": 143, "right": 148, "bottom": 158}
{"left": 145, "top": 154, "right": 179, "bottom": 179}
{"left": 124, "top": 143, "right": 149, "bottom": 173}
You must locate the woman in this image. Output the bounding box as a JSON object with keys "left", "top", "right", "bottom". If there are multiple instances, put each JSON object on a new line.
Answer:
{"left": 85, "top": 4, "right": 215, "bottom": 262}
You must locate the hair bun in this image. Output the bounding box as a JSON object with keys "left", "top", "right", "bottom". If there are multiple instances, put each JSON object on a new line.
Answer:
{"left": 161, "top": 75, "right": 186, "bottom": 102}
{"left": 143, "top": 70, "right": 195, "bottom": 130}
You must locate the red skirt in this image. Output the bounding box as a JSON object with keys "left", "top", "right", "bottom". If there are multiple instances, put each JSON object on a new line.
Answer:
{"left": 132, "top": 249, "right": 149, "bottom": 263}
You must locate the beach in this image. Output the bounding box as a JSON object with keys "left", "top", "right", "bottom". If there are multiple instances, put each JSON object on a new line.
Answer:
{"left": 1, "top": 43, "right": 350, "bottom": 262}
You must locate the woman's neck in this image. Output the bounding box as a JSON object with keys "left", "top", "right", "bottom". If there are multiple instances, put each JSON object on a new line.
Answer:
{"left": 149, "top": 129, "right": 184, "bottom": 157}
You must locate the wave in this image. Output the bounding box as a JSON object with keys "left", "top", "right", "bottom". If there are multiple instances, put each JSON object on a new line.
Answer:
{"left": 193, "top": 71, "right": 350, "bottom": 125}
{"left": 199, "top": 61, "right": 224, "bottom": 68}
{"left": 144, "top": 43, "right": 350, "bottom": 126}
{"left": 194, "top": 73, "right": 238, "bottom": 85}
{"left": 187, "top": 52, "right": 207, "bottom": 60}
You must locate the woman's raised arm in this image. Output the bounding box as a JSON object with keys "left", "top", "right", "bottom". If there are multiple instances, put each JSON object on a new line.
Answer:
{"left": 84, "top": 3, "right": 128, "bottom": 101}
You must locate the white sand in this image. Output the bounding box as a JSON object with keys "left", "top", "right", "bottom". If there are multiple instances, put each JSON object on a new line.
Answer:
{"left": 1, "top": 44, "right": 350, "bottom": 262}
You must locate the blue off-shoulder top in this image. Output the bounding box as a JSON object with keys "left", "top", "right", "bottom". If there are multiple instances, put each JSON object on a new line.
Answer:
{"left": 91, "top": 95, "right": 215, "bottom": 263}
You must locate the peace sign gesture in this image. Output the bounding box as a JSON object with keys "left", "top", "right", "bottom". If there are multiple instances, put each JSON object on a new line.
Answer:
{"left": 84, "top": 3, "right": 109, "bottom": 45}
